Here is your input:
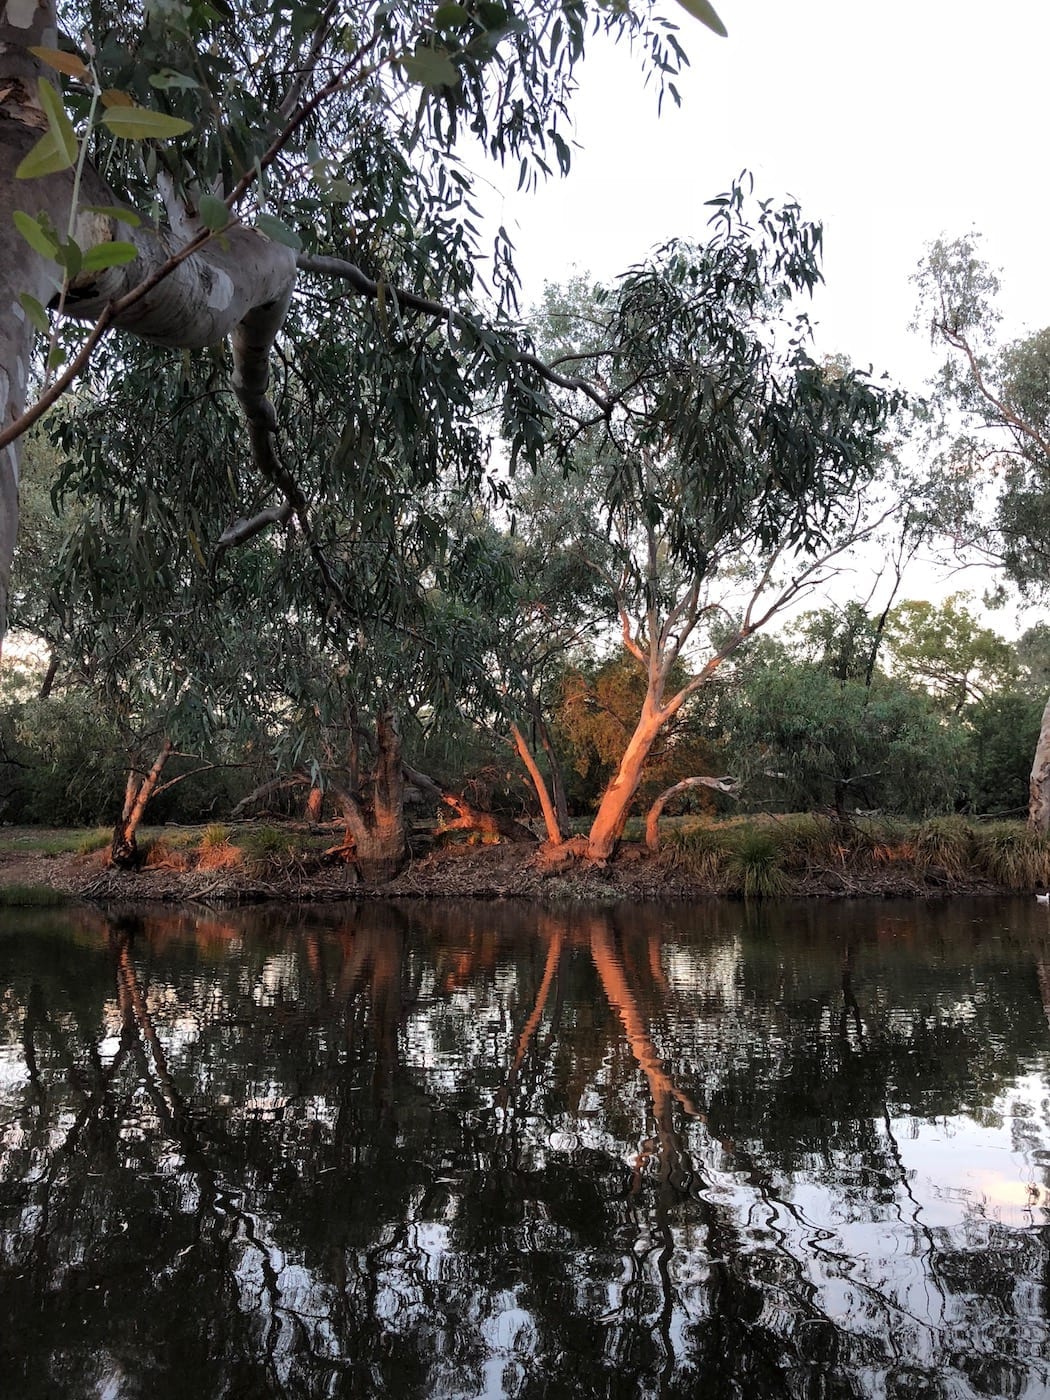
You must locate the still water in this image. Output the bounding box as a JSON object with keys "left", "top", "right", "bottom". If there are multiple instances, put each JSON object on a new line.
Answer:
{"left": 1, "top": 898, "right": 1049, "bottom": 1399}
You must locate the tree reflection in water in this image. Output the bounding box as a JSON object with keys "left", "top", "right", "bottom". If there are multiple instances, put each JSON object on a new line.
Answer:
{"left": 0, "top": 899, "right": 1048, "bottom": 1398}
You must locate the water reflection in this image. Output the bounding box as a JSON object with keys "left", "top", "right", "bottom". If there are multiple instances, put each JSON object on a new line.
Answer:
{"left": 0, "top": 899, "right": 1049, "bottom": 1398}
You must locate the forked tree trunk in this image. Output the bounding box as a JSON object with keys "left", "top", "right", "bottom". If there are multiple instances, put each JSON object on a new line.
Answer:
{"left": 1029, "top": 692, "right": 1050, "bottom": 830}
{"left": 111, "top": 738, "right": 173, "bottom": 867}
{"left": 330, "top": 711, "right": 409, "bottom": 883}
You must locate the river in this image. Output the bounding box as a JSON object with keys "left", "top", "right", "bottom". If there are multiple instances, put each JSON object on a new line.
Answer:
{"left": 1, "top": 898, "right": 1049, "bottom": 1398}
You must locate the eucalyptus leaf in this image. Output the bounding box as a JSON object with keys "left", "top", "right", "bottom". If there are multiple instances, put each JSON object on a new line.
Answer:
{"left": 12, "top": 210, "right": 59, "bottom": 259}
{"left": 14, "top": 130, "right": 74, "bottom": 179}
{"left": 149, "top": 68, "right": 201, "bottom": 91}
{"left": 402, "top": 48, "right": 459, "bottom": 88}
{"left": 101, "top": 107, "right": 194, "bottom": 140}
{"left": 672, "top": 0, "right": 728, "bottom": 37}
{"left": 80, "top": 241, "right": 139, "bottom": 272}
{"left": 36, "top": 80, "right": 79, "bottom": 167}
{"left": 198, "top": 194, "right": 231, "bottom": 231}
{"left": 433, "top": 2, "right": 469, "bottom": 25}
{"left": 255, "top": 213, "right": 301, "bottom": 250}
{"left": 84, "top": 204, "right": 143, "bottom": 228}
{"left": 28, "top": 46, "right": 90, "bottom": 80}
{"left": 18, "top": 293, "right": 49, "bottom": 334}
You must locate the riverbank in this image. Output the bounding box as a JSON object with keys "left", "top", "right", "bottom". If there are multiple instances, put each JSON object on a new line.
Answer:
{"left": 0, "top": 817, "right": 1025, "bottom": 904}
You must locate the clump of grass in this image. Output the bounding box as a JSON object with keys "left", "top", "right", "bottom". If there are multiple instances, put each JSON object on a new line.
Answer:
{"left": 75, "top": 828, "right": 110, "bottom": 857}
{"left": 770, "top": 813, "right": 843, "bottom": 870}
{"left": 913, "top": 815, "right": 975, "bottom": 878}
{"left": 662, "top": 823, "right": 732, "bottom": 885}
{"left": 724, "top": 827, "right": 792, "bottom": 899}
{"left": 143, "top": 839, "right": 190, "bottom": 872}
{"left": 849, "top": 817, "right": 914, "bottom": 867}
{"left": 0, "top": 883, "right": 71, "bottom": 907}
{"left": 973, "top": 823, "right": 1050, "bottom": 890}
{"left": 200, "top": 822, "right": 230, "bottom": 849}
{"left": 237, "top": 824, "right": 299, "bottom": 874}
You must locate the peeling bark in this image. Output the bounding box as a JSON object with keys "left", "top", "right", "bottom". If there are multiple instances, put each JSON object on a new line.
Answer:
{"left": 327, "top": 711, "right": 409, "bottom": 881}
{"left": 438, "top": 793, "right": 538, "bottom": 844}
{"left": 586, "top": 697, "right": 668, "bottom": 861}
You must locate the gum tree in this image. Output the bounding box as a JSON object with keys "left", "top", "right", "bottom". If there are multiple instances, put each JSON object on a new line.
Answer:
{"left": 915, "top": 234, "right": 1050, "bottom": 826}
{"left": 520, "top": 192, "right": 903, "bottom": 860}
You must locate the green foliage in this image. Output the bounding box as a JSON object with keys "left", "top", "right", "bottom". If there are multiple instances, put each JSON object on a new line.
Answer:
{"left": 720, "top": 638, "right": 965, "bottom": 818}
{"left": 555, "top": 653, "right": 719, "bottom": 813}
{"left": 0, "top": 695, "right": 126, "bottom": 826}
{"left": 884, "top": 594, "right": 1016, "bottom": 712}
{"left": 200, "top": 822, "right": 231, "bottom": 849}
{"left": 964, "top": 692, "right": 1042, "bottom": 816}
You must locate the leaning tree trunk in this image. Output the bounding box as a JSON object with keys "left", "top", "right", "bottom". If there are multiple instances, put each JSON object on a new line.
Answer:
{"left": 0, "top": 0, "right": 297, "bottom": 643}
{"left": 1029, "top": 692, "right": 1050, "bottom": 830}
{"left": 111, "top": 738, "right": 173, "bottom": 867}
{"left": 509, "top": 720, "right": 564, "bottom": 844}
{"left": 586, "top": 698, "right": 668, "bottom": 861}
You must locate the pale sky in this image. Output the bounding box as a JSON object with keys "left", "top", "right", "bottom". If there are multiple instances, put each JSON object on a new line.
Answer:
{"left": 495, "top": 0, "right": 1050, "bottom": 388}
{"left": 488, "top": 0, "right": 1050, "bottom": 626}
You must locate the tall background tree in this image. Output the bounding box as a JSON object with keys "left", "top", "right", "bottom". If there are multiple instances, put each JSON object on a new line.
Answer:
{"left": 915, "top": 233, "right": 1050, "bottom": 826}
{"left": 508, "top": 194, "right": 903, "bottom": 859}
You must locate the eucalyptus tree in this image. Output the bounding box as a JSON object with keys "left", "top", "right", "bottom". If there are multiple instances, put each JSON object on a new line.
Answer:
{"left": 883, "top": 593, "right": 1016, "bottom": 715}
{"left": 520, "top": 192, "right": 904, "bottom": 860}
{"left": 19, "top": 308, "right": 514, "bottom": 870}
{"left": 914, "top": 234, "right": 1050, "bottom": 825}
{"left": 0, "top": 0, "right": 726, "bottom": 649}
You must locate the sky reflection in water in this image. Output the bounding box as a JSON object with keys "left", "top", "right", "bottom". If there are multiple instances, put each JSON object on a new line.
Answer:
{"left": 0, "top": 897, "right": 1048, "bottom": 1399}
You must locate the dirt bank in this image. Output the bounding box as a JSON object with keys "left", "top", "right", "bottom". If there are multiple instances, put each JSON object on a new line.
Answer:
{"left": 0, "top": 830, "right": 1006, "bottom": 905}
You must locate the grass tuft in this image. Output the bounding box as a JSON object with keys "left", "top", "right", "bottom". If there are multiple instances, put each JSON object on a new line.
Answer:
{"left": 972, "top": 823, "right": 1050, "bottom": 890}
{"left": 724, "top": 827, "right": 792, "bottom": 899}
{"left": 914, "top": 816, "right": 974, "bottom": 878}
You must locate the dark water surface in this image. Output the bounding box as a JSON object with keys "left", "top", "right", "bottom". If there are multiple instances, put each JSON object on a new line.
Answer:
{"left": 2, "top": 899, "right": 1050, "bottom": 1399}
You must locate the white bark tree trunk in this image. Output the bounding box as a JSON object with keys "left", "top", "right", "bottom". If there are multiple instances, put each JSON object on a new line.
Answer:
{"left": 1029, "top": 691, "right": 1050, "bottom": 830}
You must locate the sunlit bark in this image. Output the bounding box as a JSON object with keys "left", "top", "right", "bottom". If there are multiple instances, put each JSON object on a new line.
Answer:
{"left": 111, "top": 737, "right": 173, "bottom": 867}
